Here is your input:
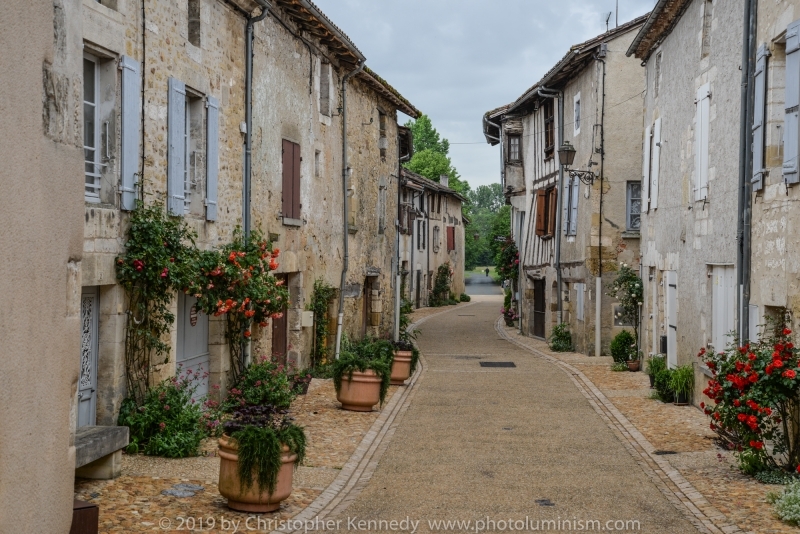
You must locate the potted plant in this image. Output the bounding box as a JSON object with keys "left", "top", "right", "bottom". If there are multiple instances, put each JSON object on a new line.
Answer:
{"left": 670, "top": 364, "right": 694, "bottom": 405}
{"left": 391, "top": 340, "right": 420, "bottom": 385}
{"left": 333, "top": 338, "right": 392, "bottom": 412}
{"left": 218, "top": 405, "right": 306, "bottom": 513}
{"left": 645, "top": 355, "right": 666, "bottom": 389}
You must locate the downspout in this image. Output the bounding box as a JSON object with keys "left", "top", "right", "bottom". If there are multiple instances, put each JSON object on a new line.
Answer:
{"left": 394, "top": 147, "right": 411, "bottom": 342}
{"left": 595, "top": 54, "right": 606, "bottom": 358}
{"left": 242, "top": 1, "right": 270, "bottom": 369}
{"left": 538, "top": 87, "right": 564, "bottom": 323}
{"left": 334, "top": 61, "right": 366, "bottom": 360}
{"left": 737, "top": 0, "right": 756, "bottom": 341}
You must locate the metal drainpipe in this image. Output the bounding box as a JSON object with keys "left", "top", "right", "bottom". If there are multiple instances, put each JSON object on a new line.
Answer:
{"left": 394, "top": 146, "right": 411, "bottom": 342}
{"left": 242, "top": 1, "right": 270, "bottom": 369}
{"left": 737, "top": 0, "right": 756, "bottom": 341}
{"left": 538, "top": 87, "right": 564, "bottom": 324}
{"left": 334, "top": 61, "right": 365, "bottom": 360}
{"left": 595, "top": 54, "right": 607, "bottom": 358}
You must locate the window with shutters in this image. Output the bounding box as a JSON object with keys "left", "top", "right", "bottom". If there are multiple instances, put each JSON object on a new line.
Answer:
{"left": 83, "top": 56, "right": 101, "bottom": 203}
{"left": 563, "top": 176, "right": 579, "bottom": 236}
{"left": 574, "top": 93, "right": 581, "bottom": 135}
{"left": 282, "top": 139, "right": 302, "bottom": 224}
{"left": 378, "top": 176, "right": 387, "bottom": 235}
{"left": 446, "top": 226, "right": 455, "bottom": 252}
{"left": 379, "top": 111, "right": 387, "bottom": 160}
{"left": 535, "top": 187, "right": 557, "bottom": 238}
{"left": 507, "top": 135, "right": 521, "bottom": 162}
{"left": 83, "top": 51, "right": 119, "bottom": 205}
{"left": 785, "top": 20, "right": 800, "bottom": 185}
{"left": 188, "top": 0, "right": 201, "bottom": 47}
{"left": 544, "top": 100, "right": 555, "bottom": 159}
{"left": 433, "top": 225, "right": 441, "bottom": 252}
{"left": 695, "top": 84, "right": 711, "bottom": 200}
{"left": 752, "top": 44, "right": 769, "bottom": 191}
{"left": 183, "top": 93, "right": 207, "bottom": 217}
{"left": 626, "top": 181, "right": 641, "bottom": 231}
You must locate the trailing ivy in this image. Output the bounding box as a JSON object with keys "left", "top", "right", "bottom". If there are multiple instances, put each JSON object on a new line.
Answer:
{"left": 308, "top": 279, "right": 337, "bottom": 368}
{"left": 332, "top": 337, "right": 393, "bottom": 406}
{"left": 116, "top": 202, "right": 198, "bottom": 405}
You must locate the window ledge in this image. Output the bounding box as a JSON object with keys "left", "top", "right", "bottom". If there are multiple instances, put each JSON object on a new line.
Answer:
{"left": 348, "top": 224, "right": 358, "bottom": 235}
{"left": 282, "top": 217, "right": 302, "bottom": 227}
{"left": 621, "top": 231, "right": 641, "bottom": 239}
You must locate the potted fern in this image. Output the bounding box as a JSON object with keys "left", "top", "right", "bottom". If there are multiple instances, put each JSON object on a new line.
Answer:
{"left": 670, "top": 364, "right": 694, "bottom": 405}
{"left": 218, "top": 405, "right": 305, "bottom": 513}
{"left": 645, "top": 355, "right": 666, "bottom": 389}
{"left": 391, "top": 300, "right": 420, "bottom": 385}
{"left": 333, "top": 338, "right": 392, "bottom": 411}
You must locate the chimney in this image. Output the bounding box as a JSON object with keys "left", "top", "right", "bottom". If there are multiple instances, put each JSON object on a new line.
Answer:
{"left": 439, "top": 174, "right": 449, "bottom": 188}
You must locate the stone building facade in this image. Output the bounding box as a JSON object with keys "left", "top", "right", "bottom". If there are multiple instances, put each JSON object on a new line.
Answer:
{"left": 1, "top": 0, "right": 85, "bottom": 530}
{"left": 398, "top": 168, "right": 467, "bottom": 308}
{"left": 627, "top": 0, "right": 744, "bottom": 380}
{"left": 483, "top": 18, "right": 645, "bottom": 355}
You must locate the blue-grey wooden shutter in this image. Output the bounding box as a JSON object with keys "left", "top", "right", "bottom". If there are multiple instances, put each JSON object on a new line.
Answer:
{"left": 120, "top": 56, "right": 141, "bottom": 211}
{"left": 752, "top": 45, "right": 769, "bottom": 191}
{"left": 642, "top": 125, "right": 651, "bottom": 212}
{"left": 168, "top": 77, "right": 186, "bottom": 215}
{"left": 569, "top": 176, "right": 579, "bottom": 235}
{"left": 205, "top": 95, "right": 219, "bottom": 221}
{"left": 651, "top": 117, "right": 661, "bottom": 209}
{"left": 695, "top": 84, "right": 710, "bottom": 200}
{"left": 562, "top": 176, "right": 570, "bottom": 234}
{"left": 785, "top": 21, "right": 800, "bottom": 185}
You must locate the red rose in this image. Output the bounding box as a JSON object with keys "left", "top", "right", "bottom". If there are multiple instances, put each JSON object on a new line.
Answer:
{"left": 737, "top": 413, "right": 747, "bottom": 422}
{"left": 734, "top": 399, "right": 741, "bottom": 407}
{"left": 784, "top": 328, "right": 792, "bottom": 335}
{"left": 243, "top": 330, "right": 251, "bottom": 338}
{"left": 748, "top": 352, "right": 756, "bottom": 361}
{"left": 783, "top": 369, "right": 797, "bottom": 379}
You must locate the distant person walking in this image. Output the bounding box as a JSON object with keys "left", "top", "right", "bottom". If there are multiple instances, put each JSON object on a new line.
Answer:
{"left": 484, "top": 268, "right": 490, "bottom": 277}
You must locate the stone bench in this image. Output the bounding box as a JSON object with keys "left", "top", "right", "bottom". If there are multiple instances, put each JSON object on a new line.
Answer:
{"left": 75, "top": 426, "right": 129, "bottom": 480}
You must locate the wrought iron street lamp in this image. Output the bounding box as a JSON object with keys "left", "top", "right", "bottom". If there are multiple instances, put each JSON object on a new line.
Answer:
{"left": 558, "top": 141, "right": 596, "bottom": 185}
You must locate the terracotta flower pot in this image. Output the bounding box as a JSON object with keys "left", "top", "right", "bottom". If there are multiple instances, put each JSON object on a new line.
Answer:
{"left": 627, "top": 360, "right": 640, "bottom": 372}
{"left": 337, "top": 370, "right": 382, "bottom": 412}
{"left": 217, "top": 434, "right": 297, "bottom": 513}
{"left": 390, "top": 350, "right": 413, "bottom": 385}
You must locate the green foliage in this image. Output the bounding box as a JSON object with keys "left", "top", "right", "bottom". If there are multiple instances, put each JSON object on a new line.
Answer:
{"left": 549, "top": 323, "right": 573, "bottom": 352}
{"left": 332, "top": 337, "right": 393, "bottom": 406}
{"left": 116, "top": 202, "right": 198, "bottom": 405}
{"left": 502, "top": 288, "right": 518, "bottom": 326}
{"left": 459, "top": 293, "right": 471, "bottom": 302}
{"left": 398, "top": 299, "right": 417, "bottom": 344}
{"left": 646, "top": 355, "right": 667, "bottom": 377}
{"left": 223, "top": 405, "right": 306, "bottom": 495}
{"left": 405, "top": 114, "right": 449, "bottom": 155}
{"left": 768, "top": 481, "right": 800, "bottom": 525}
{"left": 467, "top": 184, "right": 504, "bottom": 213}
{"left": 654, "top": 368, "right": 675, "bottom": 402}
{"left": 118, "top": 374, "right": 207, "bottom": 458}
{"left": 223, "top": 357, "right": 296, "bottom": 411}
{"left": 756, "top": 469, "right": 796, "bottom": 485}
{"left": 429, "top": 263, "right": 454, "bottom": 307}
{"left": 191, "top": 229, "right": 289, "bottom": 383}
{"left": 308, "top": 279, "right": 337, "bottom": 367}
{"left": 495, "top": 237, "right": 519, "bottom": 283}
{"left": 611, "top": 362, "right": 630, "bottom": 372}
{"left": 308, "top": 362, "right": 334, "bottom": 380}
{"left": 606, "top": 264, "right": 644, "bottom": 344}
{"left": 739, "top": 448, "right": 769, "bottom": 476}
{"left": 670, "top": 364, "right": 694, "bottom": 397}
{"left": 610, "top": 330, "right": 636, "bottom": 363}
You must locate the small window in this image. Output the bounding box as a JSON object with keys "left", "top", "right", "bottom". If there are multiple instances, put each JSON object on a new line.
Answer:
{"left": 626, "top": 181, "right": 642, "bottom": 231}
{"left": 379, "top": 111, "right": 387, "bottom": 160}
{"left": 188, "top": 0, "right": 201, "bottom": 47}
{"left": 319, "top": 61, "right": 331, "bottom": 117}
{"left": 544, "top": 99, "right": 555, "bottom": 159}
{"left": 564, "top": 176, "right": 579, "bottom": 236}
{"left": 508, "top": 135, "right": 521, "bottom": 161}
{"left": 314, "top": 150, "right": 321, "bottom": 178}
{"left": 574, "top": 93, "right": 581, "bottom": 134}
{"left": 701, "top": 0, "right": 712, "bottom": 58}
{"left": 83, "top": 56, "right": 100, "bottom": 202}
{"left": 654, "top": 52, "right": 663, "bottom": 97}
{"left": 183, "top": 94, "right": 206, "bottom": 216}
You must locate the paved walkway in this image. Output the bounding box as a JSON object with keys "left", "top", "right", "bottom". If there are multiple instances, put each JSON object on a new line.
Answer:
{"left": 323, "top": 298, "right": 699, "bottom": 533}
{"left": 465, "top": 273, "right": 503, "bottom": 296}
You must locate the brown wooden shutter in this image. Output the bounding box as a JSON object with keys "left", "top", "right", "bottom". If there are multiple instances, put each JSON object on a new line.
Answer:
{"left": 535, "top": 190, "right": 546, "bottom": 236}
{"left": 282, "top": 139, "right": 293, "bottom": 217}
{"left": 292, "top": 142, "right": 301, "bottom": 218}
{"left": 547, "top": 187, "right": 558, "bottom": 237}
{"left": 446, "top": 226, "right": 455, "bottom": 251}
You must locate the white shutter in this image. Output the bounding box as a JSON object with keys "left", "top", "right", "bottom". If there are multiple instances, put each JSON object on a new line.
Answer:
{"left": 167, "top": 77, "right": 186, "bottom": 215}
{"left": 752, "top": 44, "right": 769, "bottom": 191}
{"left": 651, "top": 118, "right": 661, "bottom": 209}
{"left": 562, "top": 175, "right": 571, "bottom": 235}
{"left": 569, "top": 176, "right": 579, "bottom": 235}
{"left": 642, "top": 125, "right": 651, "bottom": 212}
{"left": 695, "top": 84, "right": 710, "bottom": 200}
{"left": 205, "top": 95, "right": 219, "bottom": 221}
{"left": 119, "top": 56, "right": 141, "bottom": 211}
{"left": 785, "top": 20, "right": 800, "bottom": 184}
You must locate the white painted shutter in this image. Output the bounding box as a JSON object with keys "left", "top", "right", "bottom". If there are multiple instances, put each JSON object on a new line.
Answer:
{"left": 785, "top": 20, "right": 800, "bottom": 184}
{"left": 695, "top": 84, "right": 710, "bottom": 200}
{"left": 562, "top": 176, "right": 570, "bottom": 235}
{"left": 119, "top": 55, "right": 141, "bottom": 211}
{"left": 651, "top": 118, "right": 662, "bottom": 209}
{"left": 752, "top": 44, "right": 769, "bottom": 191}
{"left": 642, "top": 125, "right": 651, "bottom": 212}
{"left": 569, "top": 176, "right": 579, "bottom": 235}
{"left": 167, "top": 77, "right": 186, "bottom": 215}
{"left": 205, "top": 95, "right": 219, "bottom": 221}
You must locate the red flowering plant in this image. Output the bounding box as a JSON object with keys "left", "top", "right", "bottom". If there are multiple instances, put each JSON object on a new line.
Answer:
{"left": 700, "top": 315, "right": 800, "bottom": 473}
{"left": 495, "top": 237, "right": 519, "bottom": 284}
{"left": 188, "top": 228, "right": 289, "bottom": 383}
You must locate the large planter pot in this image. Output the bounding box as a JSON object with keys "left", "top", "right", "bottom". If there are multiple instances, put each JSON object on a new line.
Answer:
{"left": 337, "top": 370, "right": 382, "bottom": 412}
{"left": 218, "top": 434, "right": 297, "bottom": 513}
{"left": 627, "top": 360, "right": 640, "bottom": 372}
{"left": 390, "top": 350, "right": 413, "bottom": 385}
{"left": 674, "top": 392, "right": 690, "bottom": 406}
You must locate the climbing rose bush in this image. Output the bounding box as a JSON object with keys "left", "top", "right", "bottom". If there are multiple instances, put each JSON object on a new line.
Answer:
{"left": 699, "top": 321, "right": 800, "bottom": 472}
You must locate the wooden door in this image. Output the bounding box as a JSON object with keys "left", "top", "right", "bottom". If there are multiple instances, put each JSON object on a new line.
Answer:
{"left": 532, "top": 279, "right": 546, "bottom": 339}
{"left": 177, "top": 292, "right": 209, "bottom": 401}
{"left": 78, "top": 287, "right": 99, "bottom": 428}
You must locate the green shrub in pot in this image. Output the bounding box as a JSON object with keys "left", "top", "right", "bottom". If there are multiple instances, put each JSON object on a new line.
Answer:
{"left": 332, "top": 337, "right": 393, "bottom": 406}
{"left": 670, "top": 364, "right": 694, "bottom": 402}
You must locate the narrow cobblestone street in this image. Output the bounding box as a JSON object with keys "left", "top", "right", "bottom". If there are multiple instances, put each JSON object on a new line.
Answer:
{"left": 322, "top": 297, "right": 699, "bottom": 533}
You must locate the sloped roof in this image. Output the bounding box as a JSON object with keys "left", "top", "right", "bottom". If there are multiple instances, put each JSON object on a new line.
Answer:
{"left": 626, "top": 0, "right": 693, "bottom": 60}
{"left": 401, "top": 168, "right": 466, "bottom": 203}
{"left": 358, "top": 67, "right": 421, "bottom": 118}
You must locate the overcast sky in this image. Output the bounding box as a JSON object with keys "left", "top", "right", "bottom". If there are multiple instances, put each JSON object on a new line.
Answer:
{"left": 312, "top": 0, "right": 654, "bottom": 190}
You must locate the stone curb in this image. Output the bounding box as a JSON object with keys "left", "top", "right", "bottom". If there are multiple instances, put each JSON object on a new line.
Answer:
{"left": 496, "top": 319, "right": 746, "bottom": 534}
{"left": 274, "top": 303, "right": 475, "bottom": 533}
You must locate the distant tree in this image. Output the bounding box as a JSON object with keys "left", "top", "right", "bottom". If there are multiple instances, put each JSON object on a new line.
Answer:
{"left": 405, "top": 114, "right": 449, "bottom": 155}
{"left": 468, "top": 184, "right": 504, "bottom": 212}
